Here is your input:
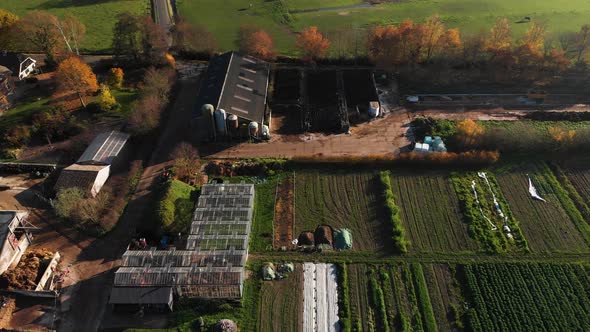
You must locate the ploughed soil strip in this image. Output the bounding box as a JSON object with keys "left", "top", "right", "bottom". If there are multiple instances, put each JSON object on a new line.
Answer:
{"left": 274, "top": 175, "right": 295, "bottom": 249}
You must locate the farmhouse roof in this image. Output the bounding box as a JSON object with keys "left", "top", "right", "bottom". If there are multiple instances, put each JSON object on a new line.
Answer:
{"left": 0, "top": 52, "right": 35, "bottom": 77}
{"left": 77, "top": 131, "right": 130, "bottom": 165}
{"left": 109, "top": 286, "right": 172, "bottom": 305}
{"left": 54, "top": 164, "right": 107, "bottom": 194}
{"left": 0, "top": 52, "right": 22, "bottom": 74}
{"left": 196, "top": 51, "right": 269, "bottom": 124}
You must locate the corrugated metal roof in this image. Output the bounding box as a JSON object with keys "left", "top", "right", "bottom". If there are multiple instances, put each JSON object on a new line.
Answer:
{"left": 54, "top": 165, "right": 107, "bottom": 194}
{"left": 109, "top": 287, "right": 172, "bottom": 305}
{"left": 77, "top": 131, "right": 130, "bottom": 165}
{"left": 195, "top": 52, "right": 269, "bottom": 124}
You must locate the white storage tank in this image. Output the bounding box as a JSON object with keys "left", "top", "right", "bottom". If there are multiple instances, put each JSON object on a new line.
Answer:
{"left": 248, "top": 122, "right": 259, "bottom": 137}
{"left": 202, "top": 104, "right": 215, "bottom": 134}
{"left": 214, "top": 109, "right": 227, "bottom": 136}
{"left": 227, "top": 114, "right": 239, "bottom": 133}
{"left": 368, "top": 101, "right": 380, "bottom": 118}
{"left": 262, "top": 124, "right": 270, "bottom": 139}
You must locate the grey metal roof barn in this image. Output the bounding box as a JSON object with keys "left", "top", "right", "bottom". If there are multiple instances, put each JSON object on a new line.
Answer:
{"left": 112, "top": 183, "right": 254, "bottom": 300}
{"left": 77, "top": 131, "right": 130, "bottom": 165}
{"left": 195, "top": 52, "right": 269, "bottom": 124}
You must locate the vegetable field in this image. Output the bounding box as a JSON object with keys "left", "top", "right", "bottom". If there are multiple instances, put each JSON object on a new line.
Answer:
{"left": 463, "top": 263, "right": 590, "bottom": 331}
{"left": 564, "top": 167, "right": 590, "bottom": 204}
{"left": 346, "top": 263, "right": 437, "bottom": 332}
{"left": 452, "top": 172, "right": 528, "bottom": 253}
{"left": 294, "top": 171, "right": 390, "bottom": 252}
{"left": 496, "top": 163, "right": 590, "bottom": 252}
{"left": 422, "top": 264, "right": 464, "bottom": 331}
{"left": 258, "top": 264, "right": 303, "bottom": 332}
{"left": 390, "top": 174, "right": 476, "bottom": 252}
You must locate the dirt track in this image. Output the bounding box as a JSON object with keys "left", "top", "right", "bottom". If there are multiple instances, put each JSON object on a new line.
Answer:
{"left": 58, "top": 74, "right": 203, "bottom": 332}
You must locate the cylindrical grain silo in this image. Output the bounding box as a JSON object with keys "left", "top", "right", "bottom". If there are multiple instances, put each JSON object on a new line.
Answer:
{"left": 202, "top": 104, "right": 215, "bottom": 136}
{"left": 214, "top": 109, "right": 227, "bottom": 136}
{"left": 227, "top": 114, "right": 239, "bottom": 134}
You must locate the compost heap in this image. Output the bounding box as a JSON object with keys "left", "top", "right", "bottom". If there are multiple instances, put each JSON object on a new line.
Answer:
{"left": 0, "top": 249, "right": 53, "bottom": 290}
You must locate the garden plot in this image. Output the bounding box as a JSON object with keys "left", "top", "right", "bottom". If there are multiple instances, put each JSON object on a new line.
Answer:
{"left": 422, "top": 264, "right": 464, "bottom": 331}
{"left": 303, "top": 263, "right": 339, "bottom": 332}
{"left": 294, "top": 171, "right": 390, "bottom": 252}
{"left": 564, "top": 167, "right": 590, "bottom": 204}
{"left": 390, "top": 174, "right": 477, "bottom": 252}
{"left": 462, "top": 263, "right": 590, "bottom": 331}
{"left": 259, "top": 264, "right": 303, "bottom": 332}
{"left": 496, "top": 163, "right": 590, "bottom": 252}
{"left": 346, "top": 263, "right": 437, "bottom": 331}
{"left": 452, "top": 172, "right": 528, "bottom": 253}
{"left": 273, "top": 175, "right": 295, "bottom": 249}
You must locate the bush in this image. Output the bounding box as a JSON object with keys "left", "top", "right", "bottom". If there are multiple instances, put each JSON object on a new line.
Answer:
{"left": 0, "top": 148, "right": 23, "bottom": 160}
{"left": 3, "top": 125, "right": 31, "bottom": 148}
{"left": 158, "top": 179, "right": 197, "bottom": 232}
{"left": 98, "top": 84, "right": 118, "bottom": 111}
{"left": 106, "top": 67, "right": 124, "bottom": 89}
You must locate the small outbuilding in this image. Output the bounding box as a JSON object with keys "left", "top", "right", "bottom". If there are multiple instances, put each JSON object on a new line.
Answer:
{"left": 334, "top": 228, "right": 353, "bottom": 250}
{"left": 297, "top": 231, "right": 315, "bottom": 246}
{"left": 314, "top": 225, "right": 334, "bottom": 247}
{"left": 0, "top": 52, "right": 36, "bottom": 80}
{"left": 54, "top": 131, "right": 130, "bottom": 197}
{"left": 109, "top": 286, "right": 173, "bottom": 312}
{"left": 262, "top": 263, "right": 276, "bottom": 281}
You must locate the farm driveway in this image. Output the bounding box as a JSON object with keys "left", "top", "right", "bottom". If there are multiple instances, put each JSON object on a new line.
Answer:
{"left": 58, "top": 72, "right": 203, "bottom": 332}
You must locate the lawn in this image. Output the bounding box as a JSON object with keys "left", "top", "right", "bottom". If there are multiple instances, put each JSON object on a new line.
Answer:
{"left": 178, "top": 0, "right": 590, "bottom": 56}
{"left": 1, "top": 0, "right": 145, "bottom": 52}
{"left": 495, "top": 162, "right": 590, "bottom": 252}
{"left": 390, "top": 173, "right": 477, "bottom": 253}
{"left": 293, "top": 170, "right": 391, "bottom": 252}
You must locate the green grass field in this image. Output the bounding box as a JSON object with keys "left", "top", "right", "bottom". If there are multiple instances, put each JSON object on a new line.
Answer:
{"left": 178, "top": 0, "right": 590, "bottom": 56}
{"left": 1, "top": 0, "right": 145, "bottom": 52}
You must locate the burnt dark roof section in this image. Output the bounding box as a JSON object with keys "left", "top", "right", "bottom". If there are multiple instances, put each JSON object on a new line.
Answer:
{"left": 0, "top": 52, "right": 22, "bottom": 74}
{"left": 195, "top": 52, "right": 269, "bottom": 124}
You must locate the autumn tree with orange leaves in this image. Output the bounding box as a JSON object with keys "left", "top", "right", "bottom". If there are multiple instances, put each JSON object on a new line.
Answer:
{"left": 239, "top": 27, "right": 276, "bottom": 60}
{"left": 54, "top": 57, "right": 98, "bottom": 108}
{"left": 296, "top": 26, "right": 330, "bottom": 62}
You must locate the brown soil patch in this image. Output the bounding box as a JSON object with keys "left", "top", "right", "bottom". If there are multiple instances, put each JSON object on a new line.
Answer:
{"left": 273, "top": 175, "right": 295, "bottom": 249}
{"left": 0, "top": 249, "right": 54, "bottom": 290}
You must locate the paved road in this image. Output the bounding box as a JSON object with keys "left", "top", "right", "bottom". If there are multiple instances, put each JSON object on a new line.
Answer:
{"left": 153, "top": 0, "right": 173, "bottom": 46}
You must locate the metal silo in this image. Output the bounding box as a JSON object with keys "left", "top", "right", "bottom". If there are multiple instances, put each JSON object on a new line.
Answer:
{"left": 214, "top": 109, "right": 227, "bottom": 136}
{"left": 248, "top": 122, "right": 259, "bottom": 137}
{"left": 202, "top": 104, "right": 216, "bottom": 136}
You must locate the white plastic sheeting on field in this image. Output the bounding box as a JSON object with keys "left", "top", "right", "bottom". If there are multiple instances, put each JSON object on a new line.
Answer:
{"left": 528, "top": 176, "right": 547, "bottom": 202}
{"left": 478, "top": 172, "right": 512, "bottom": 238}
{"left": 471, "top": 180, "right": 498, "bottom": 231}
{"left": 303, "top": 263, "right": 340, "bottom": 332}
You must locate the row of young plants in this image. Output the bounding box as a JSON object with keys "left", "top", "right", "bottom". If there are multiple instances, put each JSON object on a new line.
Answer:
{"left": 462, "top": 262, "right": 590, "bottom": 332}
{"left": 451, "top": 172, "right": 529, "bottom": 253}
{"left": 379, "top": 171, "right": 408, "bottom": 253}
{"left": 336, "top": 263, "right": 352, "bottom": 332}
{"left": 535, "top": 163, "right": 590, "bottom": 246}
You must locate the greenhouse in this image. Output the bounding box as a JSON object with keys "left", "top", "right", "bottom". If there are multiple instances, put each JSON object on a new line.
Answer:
{"left": 111, "top": 183, "right": 254, "bottom": 302}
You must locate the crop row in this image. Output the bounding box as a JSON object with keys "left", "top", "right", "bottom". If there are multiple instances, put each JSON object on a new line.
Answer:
{"left": 451, "top": 172, "right": 528, "bottom": 253}
{"left": 379, "top": 171, "right": 408, "bottom": 253}
{"left": 463, "top": 263, "right": 590, "bottom": 331}
{"left": 390, "top": 174, "right": 477, "bottom": 252}
{"left": 496, "top": 163, "right": 590, "bottom": 252}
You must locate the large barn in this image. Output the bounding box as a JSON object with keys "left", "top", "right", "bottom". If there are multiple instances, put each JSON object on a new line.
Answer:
{"left": 110, "top": 183, "right": 254, "bottom": 311}
{"left": 195, "top": 52, "right": 270, "bottom": 139}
